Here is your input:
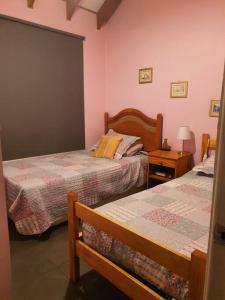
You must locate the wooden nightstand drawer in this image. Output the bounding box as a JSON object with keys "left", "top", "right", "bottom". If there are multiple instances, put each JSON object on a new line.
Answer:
{"left": 149, "top": 157, "right": 176, "bottom": 168}
{"left": 147, "top": 150, "right": 192, "bottom": 188}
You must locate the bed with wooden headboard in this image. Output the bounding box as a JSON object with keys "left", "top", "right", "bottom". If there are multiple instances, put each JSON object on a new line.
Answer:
{"left": 4, "top": 108, "right": 162, "bottom": 235}
{"left": 68, "top": 133, "right": 216, "bottom": 300}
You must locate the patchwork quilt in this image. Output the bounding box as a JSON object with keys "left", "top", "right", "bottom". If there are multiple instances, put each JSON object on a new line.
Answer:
{"left": 82, "top": 171, "right": 213, "bottom": 300}
{"left": 4, "top": 150, "right": 147, "bottom": 235}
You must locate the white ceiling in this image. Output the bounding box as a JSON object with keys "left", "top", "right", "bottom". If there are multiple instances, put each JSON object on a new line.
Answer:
{"left": 79, "top": 0, "right": 106, "bottom": 13}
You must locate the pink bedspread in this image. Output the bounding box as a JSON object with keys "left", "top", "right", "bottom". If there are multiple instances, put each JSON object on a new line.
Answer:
{"left": 4, "top": 150, "right": 147, "bottom": 235}
{"left": 82, "top": 171, "right": 213, "bottom": 299}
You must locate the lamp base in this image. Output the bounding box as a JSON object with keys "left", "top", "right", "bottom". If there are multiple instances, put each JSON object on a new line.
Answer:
{"left": 178, "top": 140, "right": 185, "bottom": 156}
{"left": 178, "top": 151, "right": 185, "bottom": 156}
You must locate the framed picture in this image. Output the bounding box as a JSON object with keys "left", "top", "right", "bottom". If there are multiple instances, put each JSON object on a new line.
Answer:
{"left": 139, "top": 68, "right": 153, "bottom": 84}
{"left": 209, "top": 100, "right": 221, "bottom": 117}
{"left": 170, "top": 81, "right": 188, "bottom": 98}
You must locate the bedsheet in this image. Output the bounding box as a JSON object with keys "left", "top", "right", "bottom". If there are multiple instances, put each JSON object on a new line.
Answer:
{"left": 82, "top": 171, "right": 213, "bottom": 300}
{"left": 4, "top": 150, "right": 147, "bottom": 235}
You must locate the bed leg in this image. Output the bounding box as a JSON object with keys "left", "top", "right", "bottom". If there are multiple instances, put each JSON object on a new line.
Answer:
{"left": 68, "top": 192, "right": 80, "bottom": 283}
{"left": 189, "top": 249, "right": 207, "bottom": 300}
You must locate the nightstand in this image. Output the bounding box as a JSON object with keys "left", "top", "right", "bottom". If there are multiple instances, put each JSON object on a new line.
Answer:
{"left": 147, "top": 150, "right": 192, "bottom": 188}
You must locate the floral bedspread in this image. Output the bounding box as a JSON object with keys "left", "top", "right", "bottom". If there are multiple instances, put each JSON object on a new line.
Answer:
{"left": 3, "top": 150, "right": 147, "bottom": 235}
{"left": 82, "top": 171, "right": 213, "bottom": 300}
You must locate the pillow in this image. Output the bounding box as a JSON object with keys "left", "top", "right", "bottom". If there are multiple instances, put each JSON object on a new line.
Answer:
{"left": 106, "top": 129, "right": 141, "bottom": 159}
{"left": 90, "top": 129, "right": 141, "bottom": 159}
{"left": 124, "top": 143, "right": 143, "bottom": 157}
{"left": 91, "top": 135, "right": 122, "bottom": 159}
{"left": 193, "top": 151, "right": 215, "bottom": 175}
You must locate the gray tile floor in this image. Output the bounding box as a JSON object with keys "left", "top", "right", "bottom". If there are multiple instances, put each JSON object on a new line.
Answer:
{"left": 9, "top": 222, "right": 128, "bottom": 300}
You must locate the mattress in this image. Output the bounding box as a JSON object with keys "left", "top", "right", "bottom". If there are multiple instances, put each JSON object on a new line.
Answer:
{"left": 4, "top": 150, "right": 147, "bottom": 235}
{"left": 82, "top": 171, "right": 213, "bottom": 300}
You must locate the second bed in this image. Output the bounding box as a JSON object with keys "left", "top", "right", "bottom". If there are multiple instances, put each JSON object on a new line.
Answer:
{"left": 68, "top": 133, "right": 216, "bottom": 300}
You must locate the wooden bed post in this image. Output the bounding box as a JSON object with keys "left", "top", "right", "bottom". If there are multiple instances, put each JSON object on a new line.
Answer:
{"left": 156, "top": 113, "right": 163, "bottom": 149}
{"left": 104, "top": 112, "right": 109, "bottom": 134}
{"left": 201, "top": 134, "right": 210, "bottom": 161}
{"left": 189, "top": 250, "right": 207, "bottom": 300}
{"left": 67, "top": 192, "right": 80, "bottom": 282}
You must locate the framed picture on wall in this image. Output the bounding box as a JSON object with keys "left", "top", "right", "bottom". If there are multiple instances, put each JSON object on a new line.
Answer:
{"left": 139, "top": 68, "right": 153, "bottom": 84}
{"left": 170, "top": 81, "right": 188, "bottom": 98}
{"left": 209, "top": 99, "right": 221, "bottom": 117}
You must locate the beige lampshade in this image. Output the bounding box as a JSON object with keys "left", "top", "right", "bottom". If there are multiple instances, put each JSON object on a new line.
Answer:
{"left": 177, "top": 126, "right": 191, "bottom": 140}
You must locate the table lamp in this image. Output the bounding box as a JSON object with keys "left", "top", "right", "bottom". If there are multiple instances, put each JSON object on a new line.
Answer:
{"left": 177, "top": 126, "right": 191, "bottom": 155}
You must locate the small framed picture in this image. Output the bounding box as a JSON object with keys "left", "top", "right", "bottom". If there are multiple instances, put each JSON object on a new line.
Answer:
{"left": 170, "top": 81, "right": 188, "bottom": 98}
{"left": 139, "top": 68, "right": 153, "bottom": 84}
{"left": 209, "top": 100, "right": 221, "bottom": 117}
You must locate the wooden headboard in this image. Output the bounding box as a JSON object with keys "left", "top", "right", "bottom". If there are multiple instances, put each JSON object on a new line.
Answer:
{"left": 201, "top": 133, "right": 217, "bottom": 161}
{"left": 104, "top": 108, "right": 163, "bottom": 152}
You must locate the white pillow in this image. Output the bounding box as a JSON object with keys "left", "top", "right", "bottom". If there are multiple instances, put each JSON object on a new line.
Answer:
{"left": 193, "top": 151, "right": 215, "bottom": 175}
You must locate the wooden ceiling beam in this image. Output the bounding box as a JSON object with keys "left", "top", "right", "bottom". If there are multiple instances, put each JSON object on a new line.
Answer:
{"left": 27, "top": 0, "right": 35, "bottom": 8}
{"left": 97, "top": 0, "right": 122, "bottom": 30}
{"left": 66, "top": 0, "right": 81, "bottom": 20}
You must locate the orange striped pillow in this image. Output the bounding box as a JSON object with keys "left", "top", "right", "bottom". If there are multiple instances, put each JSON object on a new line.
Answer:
{"left": 91, "top": 135, "right": 122, "bottom": 159}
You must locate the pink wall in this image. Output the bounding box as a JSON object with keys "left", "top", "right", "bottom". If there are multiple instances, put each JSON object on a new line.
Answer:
{"left": 0, "top": 0, "right": 106, "bottom": 148}
{"left": 104, "top": 0, "right": 225, "bottom": 162}
{"left": 0, "top": 0, "right": 225, "bottom": 161}
{"left": 0, "top": 141, "right": 11, "bottom": 300}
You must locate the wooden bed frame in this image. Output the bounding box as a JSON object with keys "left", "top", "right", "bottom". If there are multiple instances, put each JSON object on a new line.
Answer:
{"left": 68, "top": 135, "right": 215, "bottom": 300}
{"left": 201, "top": 133, "right": 217, "bottom": 161}
{"left": 68, "top": 193, "right": 206, "bottom": 300}
{"left": 105, "top": 108, "right": 163, "bottom": 152}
